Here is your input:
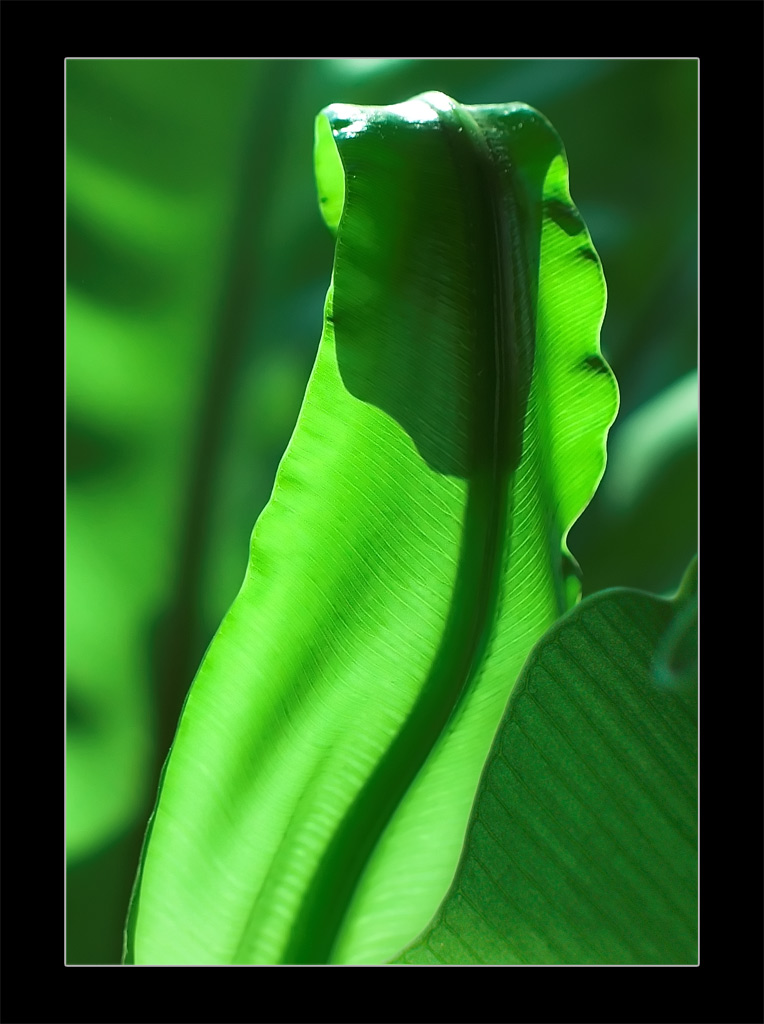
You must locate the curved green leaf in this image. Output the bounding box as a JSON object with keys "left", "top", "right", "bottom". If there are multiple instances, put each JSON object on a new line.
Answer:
{"left": 126, "top": 92, "right": 617, "bottom": 965}
{"left": 395, "top": 565, "right": 698, "bottom": 965}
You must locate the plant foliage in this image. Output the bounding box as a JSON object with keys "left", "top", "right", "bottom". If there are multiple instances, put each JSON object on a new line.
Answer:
{"left": 125, "top": 92, "right": 625, "bottom": 965}
{"left": 65, "top": 59, "right": 698, "bottom": 966}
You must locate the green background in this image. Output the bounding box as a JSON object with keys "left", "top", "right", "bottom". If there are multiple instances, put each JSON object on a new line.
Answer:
{"left": 65, "top": 58, "right": 697, "bottom": 964}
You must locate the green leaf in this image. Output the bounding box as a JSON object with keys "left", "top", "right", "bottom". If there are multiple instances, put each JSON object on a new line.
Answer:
{"left": 125, "top": 92, "right": 617, "bottom": 965}
{"left": 394, "top": 566, "right": 698, "bottom": 965}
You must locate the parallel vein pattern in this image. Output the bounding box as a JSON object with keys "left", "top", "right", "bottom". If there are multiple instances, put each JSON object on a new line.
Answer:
{"left": 395, "top": 587, "right": 698, "bottom": 965}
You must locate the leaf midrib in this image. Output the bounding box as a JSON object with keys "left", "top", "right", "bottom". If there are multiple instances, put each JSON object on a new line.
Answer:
{"left": 268, "top": 97, "right": 533, "bottom": 966}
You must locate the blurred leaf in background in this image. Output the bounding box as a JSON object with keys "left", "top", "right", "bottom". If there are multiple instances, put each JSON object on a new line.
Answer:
{"left": 65, "top": 57, "right": 697, "bottom": 964}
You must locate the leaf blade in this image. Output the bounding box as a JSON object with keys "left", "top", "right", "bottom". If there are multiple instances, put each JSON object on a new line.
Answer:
{"left": 394, "top": 575, "right": 698, "bottom": 965}
{"left": 127, "top": 93, "right": 617, "bottom": 965}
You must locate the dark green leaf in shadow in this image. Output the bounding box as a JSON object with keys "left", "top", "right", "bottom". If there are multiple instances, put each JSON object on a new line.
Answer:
{"left": 394, "top": 568, "right": 697, "bottom": 965}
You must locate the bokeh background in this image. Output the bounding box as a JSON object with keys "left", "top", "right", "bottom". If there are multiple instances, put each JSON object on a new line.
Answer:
{"left": 65, "top": 58, "right": 698, "bottom": 964}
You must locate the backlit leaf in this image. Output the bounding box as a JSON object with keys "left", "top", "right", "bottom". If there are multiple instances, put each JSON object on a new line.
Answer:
{"left": 125, "top": 92, "right": 617, "bottom": 965}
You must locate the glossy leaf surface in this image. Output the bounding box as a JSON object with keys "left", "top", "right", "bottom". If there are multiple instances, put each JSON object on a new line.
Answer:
{"left": 395, "top": 563, "right": 698, "bottom": 965}
{"left": 126, "top": 92, "right": 617, "bottom": 965}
